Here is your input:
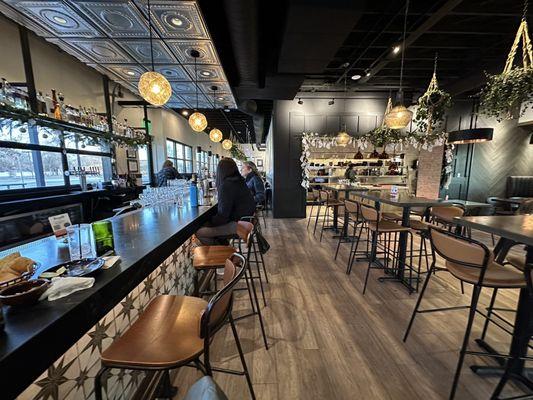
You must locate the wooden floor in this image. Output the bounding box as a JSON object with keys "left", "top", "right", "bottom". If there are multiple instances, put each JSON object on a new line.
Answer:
{"left": 174, "top": 212, "right": 530, "bottom": 400}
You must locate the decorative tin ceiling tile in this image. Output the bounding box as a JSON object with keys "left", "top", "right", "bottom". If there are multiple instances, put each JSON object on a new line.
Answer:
{"left": 136, "top": 0, "right": 208, "bottom": 39}
{"left": 118, "top": 39, "right": 175, "bottom": 64}
{"left": 166, "top": 39, "right": 218, "bottom": 64}
{"left": 68, "top": 39, "right": 132, "bottom": 63}
{"left": 151, "top": 64, "right": 188, "bottom": 81}
{"left": 198, "top": 81, "right": 232, "bottom": 96}
{"left": 170, "top": 81, "right": 198, "bottom": 94}
{"left": 104, "top": 64, "right": 147, "bottom": 81}
{"left": 183, "top": 64, "right": 226, "bottom": 81}
{"left": 5, "top": 1, "right": 101, "bottom": 38}
{"left": 180, "top": 93, "right": 212, "bottom": 109}
{"left": 74, "top": 1, "right": 149, "bottom": 38}
{"left": 45, "top": 38, "right": 94, "bottom": 63}
{"left": 0, "top": 2, "right": 52, "bottom": 37}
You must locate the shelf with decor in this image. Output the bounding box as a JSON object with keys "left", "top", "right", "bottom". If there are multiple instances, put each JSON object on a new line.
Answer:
{"left": 0, "top": 104, "right": 150, "bottom": 148}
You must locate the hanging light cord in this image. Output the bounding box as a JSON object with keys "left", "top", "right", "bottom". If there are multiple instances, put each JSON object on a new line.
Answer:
{"left": 433, "top": 52, "right": 438, "bottom": 74}
{"left": 147, "top": 0, "right": 155, "bottom": 71}
{"left": 194, "top": 54, "right": 199, "bottom": 110}
{"left": 399, "top": 0, "right": 409, "bottom": 96}
{"left": 523, "top": 0, "right": 529, "bottom": 21}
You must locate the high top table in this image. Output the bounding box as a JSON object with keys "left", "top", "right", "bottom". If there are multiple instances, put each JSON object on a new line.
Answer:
{"left": 355, "top": 192, "right": 443, "bottom": 292}
{"left": 454, "top": 215, "right": 533, "bottom": 397}
{"left": 322, "top": 184, "right": 372, "bottom": 233}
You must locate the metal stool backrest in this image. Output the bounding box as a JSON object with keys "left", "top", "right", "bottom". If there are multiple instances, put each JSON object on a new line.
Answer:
{"left": 200, "top": 253, "right": 246, "bottom": 339}
{"left": 344, "top": 199, "right": 359, "bottom": 215}
{"left": 430, "top": 205, "right": 464, "bottom": 222}
{"left": 312, "top": 189, "right": 320, "bottom": 201}
{"left": 360, "top": 203, "right": 379, "bottom": 223}
{"left": 237, "top": 220, "right": 254, "bottom": 246}
{"left": 517, "top": 199, "right": 533, "bottom": 215}
{"left": 428, "top": 228, "right": 492, "bottom": 286}
{"left": 362, "top": 189, "right": 381, "bottom": 205}
{"left": 318, "top": 190, "right": 330, "bottom": 203}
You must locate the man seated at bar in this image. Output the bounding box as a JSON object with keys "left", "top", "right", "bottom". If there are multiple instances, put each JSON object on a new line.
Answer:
{"left": 241, "top": 161, "right": 266, "bottom": 204}
{"left": 196, "top": 158, "right": 256, "bottom": 245}
{"left": 156, "top": 160, "right": 182, "bottom": 187}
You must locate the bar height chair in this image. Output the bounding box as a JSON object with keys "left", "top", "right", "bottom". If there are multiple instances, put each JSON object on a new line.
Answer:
{"left": 403, "top": 228, "right": 528, "bottom": 400}
{"left": 317, "top": 189, "right": 344, "bottom": 241}
{"left": 95, "top": 253, "right": 257, "bottom": 400}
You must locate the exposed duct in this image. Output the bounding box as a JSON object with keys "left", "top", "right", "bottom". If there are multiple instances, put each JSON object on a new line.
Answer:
{"left": 239, "top": 99, "right": 267, "bottom": 145}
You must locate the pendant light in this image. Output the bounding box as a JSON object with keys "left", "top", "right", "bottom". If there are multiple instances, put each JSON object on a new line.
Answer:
{"left": 209, "top": 85, "right": 223, "bottom": 142}
{"left": 384, "top": 0, "right": 413, "bottom": 129}
{"left": 138, "top": 0, "right": 172, "bottom": 106}
{"left": 336, "top": 74, "right": 351, "bottom": 146}
{"left": 188, "top": 49, "right": 208, "bottom": 132}
{"left": 222, "top": 138, "right": 233, "bottom": 150}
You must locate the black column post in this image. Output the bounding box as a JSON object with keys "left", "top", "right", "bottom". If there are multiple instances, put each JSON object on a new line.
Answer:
{"left": 102, "top": 75, "right": 116, "bottom": 178}
{"left": 143, "top": 103, "right": 155, "bottom": 186}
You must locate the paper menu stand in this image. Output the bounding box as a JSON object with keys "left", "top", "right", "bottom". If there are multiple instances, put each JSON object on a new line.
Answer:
{"left": 390, "top": 185, "right": 399, "bottom": 199}
{"left": 48, "top": 213, "right": 72, "bottom": 238}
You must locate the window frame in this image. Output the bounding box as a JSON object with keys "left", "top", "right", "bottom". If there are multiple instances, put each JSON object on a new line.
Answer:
{"left": 0, "top": 124, "right": 112, "bottom": 194}
{"left": 165, "top": 138, "right": 193, "bottom": 174}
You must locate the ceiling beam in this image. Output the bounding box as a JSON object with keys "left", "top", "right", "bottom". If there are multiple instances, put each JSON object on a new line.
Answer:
{"left": 355, "top": 0, "right": 464, "bottom": 86}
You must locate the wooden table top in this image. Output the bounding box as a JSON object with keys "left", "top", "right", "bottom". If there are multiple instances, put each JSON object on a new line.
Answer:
{"left": 443, "top": 199, "right": 493, "bottom": 209}
{"left": 356, "top": 192, "right": 443, "bottom": 208}
{"left": 491, "top": 197, "right": 532, "bottom": 205}
{"left": 323, "top": 184, "right": 373, "bottom": 192}
{"left": 455, "top": 215, "right": 533, "bottom": 246}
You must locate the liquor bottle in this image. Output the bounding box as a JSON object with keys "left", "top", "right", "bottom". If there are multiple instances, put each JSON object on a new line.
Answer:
{"left": 37, "top": 91, "right": 47, "bottom": 115}
{"left": 44, "top": 92, "right": 54, "bottom": 117}
{"left": 58, "top": 93, "right": 66, "bottom": 120}
{"left": 51, "top": 89, "right": 62, "bottom": 120}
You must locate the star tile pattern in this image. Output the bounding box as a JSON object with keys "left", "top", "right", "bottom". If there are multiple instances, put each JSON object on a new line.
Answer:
{"left": 0, "top": 0, "right": 237, "bottom": 109}
{"left": 17, "top": 239, "right": 195, "bottom": 400}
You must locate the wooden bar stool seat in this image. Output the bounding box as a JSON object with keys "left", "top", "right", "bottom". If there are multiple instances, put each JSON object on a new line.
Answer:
{"left": 194, "top": 246, "right": 236, "bottom": 270}
{"left": 446, "top": 259, "right": 526, "bottom": 288}
{"left": 382, "top": 211, "right": 402, "bottom": 221}
{"left": 506, "top": 254, "right": 525, "bottom": 270}
{"left": 101, "top": 295, "right": 207, "bottom": 369}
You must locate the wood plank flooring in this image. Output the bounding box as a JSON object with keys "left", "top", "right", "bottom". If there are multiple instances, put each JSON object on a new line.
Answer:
{"left": 173, "top": 212, "right": 530, "bottom": 400}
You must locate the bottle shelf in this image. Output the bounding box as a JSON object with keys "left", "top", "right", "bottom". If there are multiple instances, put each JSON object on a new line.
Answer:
{"left": 0, "top": 104, "right": 150, "bottom": 147}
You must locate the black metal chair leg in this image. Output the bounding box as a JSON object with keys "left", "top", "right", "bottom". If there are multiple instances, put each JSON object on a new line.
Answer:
{"left": 307, "top": 204, "right": 314, "bottom": 229}
{"left": 363, "top": 231, "right": 378, "bottom": 295}
{"left": 258, "top": 244, "right": 269, "bottom": 284}
{"left": 313, "top": 204, "right": 321, "bottom": 235}
{"left": 246, "top": 262, "right": 269, "bottom": 350}
{"left": 229, "top": 315, "right": 257, "bottom": 400}
{"left": 449, "top": 285, "right": 482, "bottom": 400}
{"left": 320, "top": 206, "right": 328, "bottom": 242}
{"left": 251, "top": 241, "right": 267, "bottom": 307}
{"left": 94, "top": 366, "right": 108, "bottom": 400}
{"left": 243, "top": 268, "right": 256, "bottom": 313}
{"left": 347, "top": 223, "right": 364, "bottom": 275}
{"left": 403, "top": 261, "right": 436, "bottom": 342}
{"left": 480, "top": 288, "right": 498, "bottom": 341}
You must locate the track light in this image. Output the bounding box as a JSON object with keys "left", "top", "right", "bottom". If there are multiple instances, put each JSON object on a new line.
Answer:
{"left": 181, "top": 110, "right": 189, "bottom": 116}
{"left": 328, "top": 99, "right": 335, "bottom": 106}
{"left": 223, "top": 105, "right": 230, "bottom": 112}
{"left": 351, "top": 74, "right": 362, "bottom": 80}
{"left": 298, "top": 98, "right": 303, "bottom": 105}
{"left": 393, "top": 45, "right": 401, "bottom": 54}
{"left": 365, "top": 70, "right": 371, "bottom": 77}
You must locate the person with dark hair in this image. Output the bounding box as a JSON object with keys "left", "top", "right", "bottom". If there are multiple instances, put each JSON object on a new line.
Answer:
{"left": 156, "top": 160, "right": 182, "bottom": 187}
{"left": 196, "top": 158, "right": 256, "bottom": 245}
{"left": 344, "top": 163, "right": 358, "bottom": 182}
{"left": 241, "top": 161, "right": 265, "bottom": 204}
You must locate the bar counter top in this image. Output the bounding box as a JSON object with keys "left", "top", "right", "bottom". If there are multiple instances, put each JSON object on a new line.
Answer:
{"left": 0, "top": 201, "right": 216, "bottom": 399}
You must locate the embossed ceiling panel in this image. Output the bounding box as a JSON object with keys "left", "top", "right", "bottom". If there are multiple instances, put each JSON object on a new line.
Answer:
{"left": 0, "top": 0, "right": 237, "bottom": 119}
{"left": 73, "top": 1, "right": 148, "bottom": 38}
{"left": 141, "top": 0, "right": 208, "bottom": 39}
{"left": 166, "top": 39, "right": 217, "bottom": 64}
{"left": 5, "top": 0, "right": 102, "bottom": 38}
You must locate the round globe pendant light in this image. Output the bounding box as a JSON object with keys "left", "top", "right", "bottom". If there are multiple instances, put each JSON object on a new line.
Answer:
{"left": 138, "top": 0, "right": 171, "bottom": 106}
{"left": 188, "top": 49, "right": 207, "bottom": 132}
{"left": 138, "top": 71, "right": 172, "bottom": 106}
{"left": 385, "top": 0, "right": 412, "bottom": 130}
{"left": 209, "top": 128, "right": 223, "bottom": 142}
{"left": 336, "top": 130, "right": 351, "bottom": 147}
{"left": 222, "top": 139, "right": 232, "bottom": 150}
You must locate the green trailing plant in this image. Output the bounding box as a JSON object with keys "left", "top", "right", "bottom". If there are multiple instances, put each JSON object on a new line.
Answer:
{"left": 480, "top": 67, "right": 533, "bottom": 121}
{"left": 230, "top": 145, "right": 247, "bottom": 161}
{"left": 414, "top": 72, "right": 452, "bottom": 134}
{"left": 359, "top": 125, "right": 402, "bottom": 148}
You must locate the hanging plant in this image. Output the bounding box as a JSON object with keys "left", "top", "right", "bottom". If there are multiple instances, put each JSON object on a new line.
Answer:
{"left": 300, "top": 132, "right": 313, "bottom": 188}
{"left": 359, "top": 125, "right": 402, "bottom": 148}
{"left": 230, "top": 145, "right": 247, "bottom": 162}
{"left": 414, "top": 67, "right": 452, "bottom": 134}
{"left": 480, "top": 17, "right": 533, "bottom": 121}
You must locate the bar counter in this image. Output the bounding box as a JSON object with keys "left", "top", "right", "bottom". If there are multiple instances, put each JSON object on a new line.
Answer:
{"left": 0, "top": 201, "right": 216, "bottom": 399}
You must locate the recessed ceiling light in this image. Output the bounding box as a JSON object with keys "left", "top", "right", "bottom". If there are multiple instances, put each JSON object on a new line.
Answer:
{"left": 351, "top": 74, "right": 362, "bottom": 80}
{"left": 366, "top": 70, "right": 371, "bottom": 77}
{"left": 217, "top": 96, "right": 225, "bottom": 101}
{"left": 125, "top": 70, "right": 136, "bottom": 76}
{"left": 182, "top": 110, "right": 189, "bottom": 116}
{"left": 53, "top": 16, "right": 68, "bottom": 25}
{"left": 393, "top": 45, "right": 401, "bottom": 54}
{"left": 170, "top": 17, "right": 183, "bottom": 26}
{"left": 298, "top": 98, "right": 303, "bottom": 105}
{"left": 200, "top": 71, "right": 211, "bottom": 77}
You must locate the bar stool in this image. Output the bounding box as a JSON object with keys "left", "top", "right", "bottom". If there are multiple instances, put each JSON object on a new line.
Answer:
{"left": 403, "top": 228, "right": 528, "bottom": 400}
{"left": 359, "top": 204, "right": 412, "bottom": 295}
{"left": 193, "top": 221, "right": 269, "bottom": 350}
{"left": 95, "top": 253, "right": 257, "bottom": 400}
{"left": 307, "top": 189, "right": 322, "bottom": 229}
{"left": 429, "top": 205, "right": 465, "bottom": 234}
{"left": 334, "top": 199, "right": 363, "bottom": 263}
{"left": 318, "top": 190, "right": 344, "bottom": 241}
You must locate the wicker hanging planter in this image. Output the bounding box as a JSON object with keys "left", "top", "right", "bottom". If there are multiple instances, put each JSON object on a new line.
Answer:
{"left": 480, "top": 17, "right": 533, "bottom": 121}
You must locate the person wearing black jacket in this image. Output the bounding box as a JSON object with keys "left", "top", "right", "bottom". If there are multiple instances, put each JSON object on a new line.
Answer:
{"left": 156, "top": 160, "right": 182, "bottom": 187}
{"left": 196, "top": 158, "right": 256, "bottom": 245}
{"left": 242, "top": 161, "right": 265, "bottom": 204}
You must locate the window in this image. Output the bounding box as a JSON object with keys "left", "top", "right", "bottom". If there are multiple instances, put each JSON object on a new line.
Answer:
{"left": 211, "top": 154, "right": 218, "bottom": 174}
{"left": 166, "top": 139, "right": 193, "bottom": 174}
{"left": 138, "top": 146, "right": 150, "bottom": 184}
{"left": 196, "top": 150, "right": 210, "bottom": 177}
{"left": 0, "top": 121, "right": 112, "bottom": 191}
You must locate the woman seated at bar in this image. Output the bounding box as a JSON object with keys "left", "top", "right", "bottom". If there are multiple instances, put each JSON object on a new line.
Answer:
{"left": 196, "top": 158, "right": 256, "bottom": 245}
{"left": 241, "top": 161, "right": 265, "bottom": 204}
{"left": 156, "top": 160, "right": 182, "bottom": 187}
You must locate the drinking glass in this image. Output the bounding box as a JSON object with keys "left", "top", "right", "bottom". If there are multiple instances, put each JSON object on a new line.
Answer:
{"left": 79, "top": 223, "right": 96, "bottom": 259}
{"left": 66, "top": 225, "right": 81, "bottom": 261}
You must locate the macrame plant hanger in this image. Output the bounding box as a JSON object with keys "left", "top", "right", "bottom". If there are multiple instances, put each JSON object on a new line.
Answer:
{"left": 503, "top": 0, "right": 533, "bottom": 74}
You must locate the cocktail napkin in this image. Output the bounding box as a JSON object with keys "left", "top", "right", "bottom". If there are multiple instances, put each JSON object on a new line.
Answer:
{"left": 39, "top": 276, "right": 95, "bottom": 301}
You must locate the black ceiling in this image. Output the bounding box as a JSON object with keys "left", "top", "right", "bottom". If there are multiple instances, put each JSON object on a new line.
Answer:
{"left": 299, "top": 0, "right": 533, "bottom": 97}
